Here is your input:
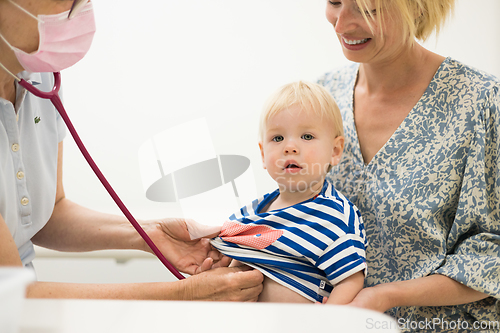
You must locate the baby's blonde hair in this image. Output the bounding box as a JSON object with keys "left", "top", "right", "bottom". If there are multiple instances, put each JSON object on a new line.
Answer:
{"left": 356, "top": 0, "right": 455, "bottom": 45}
{"left": 259, "top": 81, "right": 343, "bottom": 141}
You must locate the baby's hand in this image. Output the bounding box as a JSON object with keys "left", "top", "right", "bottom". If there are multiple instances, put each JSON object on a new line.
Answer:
{"left": 229, "top": 259, "right": 245, "bottom": 267}
{"left": 315, "top": 297, "right": 328, "bottom": 304}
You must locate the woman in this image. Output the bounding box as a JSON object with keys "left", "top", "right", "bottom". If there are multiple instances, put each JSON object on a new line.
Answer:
{"left": 319, "top": 0, "right": 499, "bottom": 330}
{"left": 0, "top": 0, "right": 263, "bottom": 300}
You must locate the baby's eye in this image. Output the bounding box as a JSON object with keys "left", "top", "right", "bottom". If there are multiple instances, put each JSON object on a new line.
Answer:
{"left": 302, "top": 134, "right": 314, "bottom": 140}
{"left": 272, "top": 135, "right": 284, "bottom": 142}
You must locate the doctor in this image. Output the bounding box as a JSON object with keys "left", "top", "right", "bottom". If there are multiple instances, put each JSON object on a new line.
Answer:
{"left": 0, "top": 0, "right": 263, "bottom": 300}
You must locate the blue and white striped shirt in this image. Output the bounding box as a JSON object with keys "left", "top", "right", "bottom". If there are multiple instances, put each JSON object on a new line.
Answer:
{"left": 211, "top": 180, "right": 367, "bottom": 302}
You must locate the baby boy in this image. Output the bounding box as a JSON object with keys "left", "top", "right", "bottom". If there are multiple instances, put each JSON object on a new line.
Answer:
{"left": 211, "top": 81, "right": 366, "bottom": 304}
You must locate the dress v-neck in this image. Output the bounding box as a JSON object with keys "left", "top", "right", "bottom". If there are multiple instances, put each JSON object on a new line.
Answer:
{"left": 320, "top": 56, "right": 500, "bottom": 326}
{"left": 347, "top": 57, "right": 451, "bottom": 167}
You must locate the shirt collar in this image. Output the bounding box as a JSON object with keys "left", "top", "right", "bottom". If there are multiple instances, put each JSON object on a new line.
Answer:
{"left": 17, "top": 71, "right": 42, "bottom": 85}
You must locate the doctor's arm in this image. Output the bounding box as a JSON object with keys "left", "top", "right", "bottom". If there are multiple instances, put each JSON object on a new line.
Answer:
{"left": 24, "top": 263, "right": 263, "bottom": 300}
{"left": 23, "top": 142, "right": 263, "bottom": 300}
{"left": 32, "top": 142, "right": 231, "bottom": 274}
{"left": 2, "top": 212, "right": 263, "bottom": 301}
{"left": 0, "top": 214, "right": 23, "bottom": 267}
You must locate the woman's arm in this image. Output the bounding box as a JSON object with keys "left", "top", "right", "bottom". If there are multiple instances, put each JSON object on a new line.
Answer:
{"left": 349, "top": 274, "right": 490, "bottom": 312}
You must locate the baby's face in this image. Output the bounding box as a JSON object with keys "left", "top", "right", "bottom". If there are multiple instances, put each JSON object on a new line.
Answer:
{"left": 259, "top": 105, "right": 343, "bottom": 193}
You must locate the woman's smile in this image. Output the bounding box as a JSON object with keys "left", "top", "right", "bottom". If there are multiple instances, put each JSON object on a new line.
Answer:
{"left": 341, "top": 36, "right": 372, "bottom": 50}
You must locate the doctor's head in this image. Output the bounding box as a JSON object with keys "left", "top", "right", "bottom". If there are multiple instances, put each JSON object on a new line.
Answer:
{"left": 0, "top": 0, "right": 94, "bottom": 75}
{"left": 258, "top": 81, "right": 344, "bottom": 193}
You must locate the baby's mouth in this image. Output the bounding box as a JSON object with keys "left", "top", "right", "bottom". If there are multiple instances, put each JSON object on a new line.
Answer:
{"left": 284, "top": 162, "right": 302, "bottom": 172}
{"left": 285, "top": 163, "right": 301, "bottom": 169}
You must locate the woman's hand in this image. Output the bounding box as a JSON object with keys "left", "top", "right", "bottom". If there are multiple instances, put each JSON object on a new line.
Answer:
{"left": 347, "top": 285, "right": 393, "bottom": 313}
{"left": 141, "top": 218, "right": 231, "bottom": 275}
{"left": 181, "top": 265, "right": 264, "bottom": 301}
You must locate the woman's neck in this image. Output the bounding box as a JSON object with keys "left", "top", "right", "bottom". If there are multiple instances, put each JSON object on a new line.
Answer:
{"left": 357, "top": 43, "right": 445, "bottom": 95}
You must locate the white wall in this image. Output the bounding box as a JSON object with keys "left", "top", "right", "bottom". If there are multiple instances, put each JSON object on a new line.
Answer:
{"left": 34, "top": 0, "right": 500, "bottom": 282}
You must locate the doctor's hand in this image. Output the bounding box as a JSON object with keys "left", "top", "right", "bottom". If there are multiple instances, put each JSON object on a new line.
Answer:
{"left": 141, "top": 218, "right": 231, "bottom": 275}
{"left": 181, "top": 265, "right": 264, "bottom": 302}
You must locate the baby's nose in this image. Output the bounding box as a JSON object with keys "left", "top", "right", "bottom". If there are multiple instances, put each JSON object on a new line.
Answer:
{"left": 284, "top": 144, "right": 298, "bottom": 154}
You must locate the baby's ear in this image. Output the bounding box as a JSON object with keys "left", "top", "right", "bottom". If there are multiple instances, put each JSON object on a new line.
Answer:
{"left": 330, "top": 136, "right": 344, "bottom": 166}
{"left": 258, "top": 142, "right": 266, "bottom": 169}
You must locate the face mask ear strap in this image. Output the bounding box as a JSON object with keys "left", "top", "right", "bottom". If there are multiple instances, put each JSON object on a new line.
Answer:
{"left": 7, "top": 0, "right": 40, "bottom": 22}
{"left": 0, "top": 61, "right": 20, "bottom": 82}
{"left": 0, "top": 32, "right": 20, "bottom": 81}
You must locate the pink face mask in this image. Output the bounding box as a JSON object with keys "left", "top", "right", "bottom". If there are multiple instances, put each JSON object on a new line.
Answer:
{"left": 0, "top": 1, "right": 96, "bottom": 73}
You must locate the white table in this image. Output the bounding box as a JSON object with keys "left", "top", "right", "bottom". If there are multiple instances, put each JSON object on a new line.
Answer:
{"left": 20, "top": 299, "right": 401, "bottom": 333}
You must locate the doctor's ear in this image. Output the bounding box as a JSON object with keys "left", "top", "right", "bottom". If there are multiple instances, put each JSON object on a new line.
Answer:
{"left": 259, "top": 142, "right": 266, "bottom": 169}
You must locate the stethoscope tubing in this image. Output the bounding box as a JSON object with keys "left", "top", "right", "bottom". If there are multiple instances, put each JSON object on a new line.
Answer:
{"left": 19, "top": 72, "right": 185, "bottom": 280}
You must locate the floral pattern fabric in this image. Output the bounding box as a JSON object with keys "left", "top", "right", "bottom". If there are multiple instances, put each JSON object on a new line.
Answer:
{"left": 318, "top": 57, "right": 500, "bottom": 332}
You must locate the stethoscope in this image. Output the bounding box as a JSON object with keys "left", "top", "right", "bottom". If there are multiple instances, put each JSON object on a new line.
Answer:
{"left": 15, "top": 72, "right": 185, "bottom": 280}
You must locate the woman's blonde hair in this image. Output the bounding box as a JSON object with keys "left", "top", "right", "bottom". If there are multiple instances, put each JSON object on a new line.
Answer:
{"left": 259, "top": 81, "right": 343, "bottom": 141}
{"left": 356, "top": 0, "right": 455, "bottom": 45}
